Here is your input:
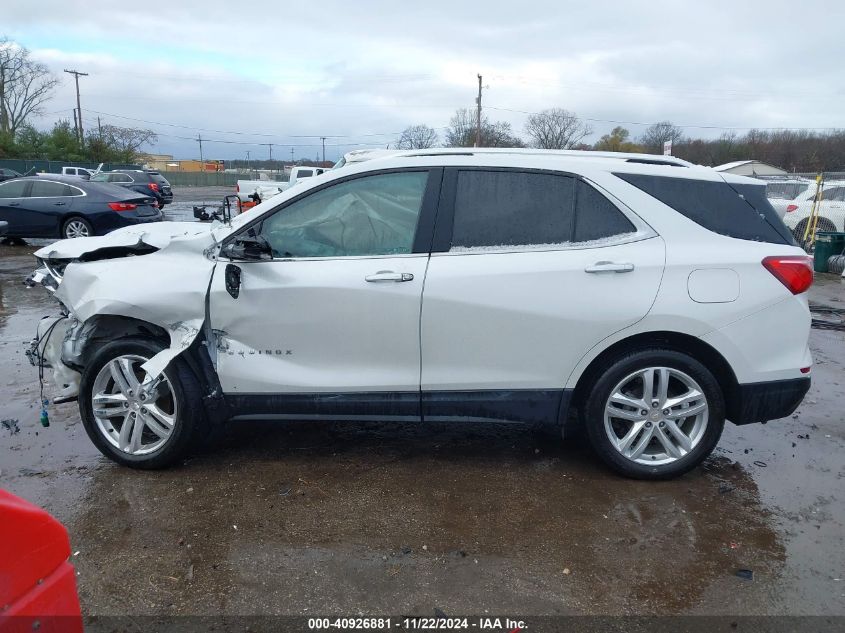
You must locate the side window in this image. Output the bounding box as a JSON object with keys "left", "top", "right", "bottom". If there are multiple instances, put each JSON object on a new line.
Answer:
{"left": 451, "top": 170, "right": 575, "bottom": 250}
{"left": 67, "top": 185, "right": 84, "bottom": 197}
{"left": 258, "top": 171, "right": 429, "bottom": 258}
{"left": 574, "top": 180, "right": 636, "bottom": 242}
{"left": 110, "top": 173, "right": 132, "bottom": 183}
{"left": 296, "top": 170, "right": 313, "bottom": 178}
{"left": 615, "top": 173, "right": 792, "bottom": 245}
{"left": 823, "top": 187, "right": 845, "bottom": 202}
{"left": 29, "top": 180, "right": 73, "bottom": 197}
{"left": 0, "top": 181, "right": 27, "bottom": 198}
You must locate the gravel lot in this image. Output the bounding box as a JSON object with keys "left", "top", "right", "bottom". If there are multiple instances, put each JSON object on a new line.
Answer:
{"left": 0, "top": 192, "right": 842, "bottom": 620}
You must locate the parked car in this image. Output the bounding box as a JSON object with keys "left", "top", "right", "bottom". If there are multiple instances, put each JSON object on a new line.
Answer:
{"left": 61, "top": 166, "right": 94, "bottom": 180}
{"left": 770, "top": 181, "right": 845, "bottom": 247}
{"left": 235, "top": 166, "right": 329, "bottom": 208}
{"left": 765, "top": 178, "right": 812, "bottom": 200}
{"left": 27, "top": 149, "right": 811, "bottom": 479}
{"left": 0, "top": 167, "right": 23, "bottom": 182}
{"left": 90, "top": 170, "right": 173, "bottom": 207}
{"left": 0, "top": 176, "right": 162, "bottom": 239}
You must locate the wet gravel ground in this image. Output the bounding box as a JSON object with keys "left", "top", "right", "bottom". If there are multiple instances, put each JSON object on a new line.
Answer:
{"left": 0, "top": 195, "right": 843, "bottom": 617}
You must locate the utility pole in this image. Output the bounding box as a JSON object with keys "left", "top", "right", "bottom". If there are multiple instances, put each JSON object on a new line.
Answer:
{"left": 245, "top": 150, "right": 250, "bottom": 174}
{"left": 321, "top": 137, "right": 326, "bottom": 163}
{"left": 268, "top": 143, "right": 273, "bottom": 175}
{"left": 72, "top": 108, "right": 79, "bottom": 142}
{"left": 64, "top": 69, "right": 88, "bottom": 144}
{"left": 290, "top": 147, "right": 294, "bottom": 171}
{"left": 197, "top": 134, "right": 204, "bottom": 169}
{"left": 475, "top": 73, "right": 483, "bottom": 148}
{"left": 97, "top": 116, "right": 102, "bottom": 140}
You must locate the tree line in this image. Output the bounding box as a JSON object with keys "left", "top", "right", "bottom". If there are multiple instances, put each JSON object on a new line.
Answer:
{"left": 398, "top": 112, "right": 845, "bottom": 172}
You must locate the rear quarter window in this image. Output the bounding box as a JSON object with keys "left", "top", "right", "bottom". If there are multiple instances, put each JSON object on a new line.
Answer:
{"left": 614, "top": 173, "right": 794, "bottom": 245}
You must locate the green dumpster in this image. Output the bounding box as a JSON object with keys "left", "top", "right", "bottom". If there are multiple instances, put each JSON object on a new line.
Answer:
{"left": 814, "top": 231, "right": 845, "bottom": 273}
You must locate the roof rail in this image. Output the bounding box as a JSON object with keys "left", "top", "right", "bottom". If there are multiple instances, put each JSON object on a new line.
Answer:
{"left": 392, "top": 147, "right": 691, "bottom": 167}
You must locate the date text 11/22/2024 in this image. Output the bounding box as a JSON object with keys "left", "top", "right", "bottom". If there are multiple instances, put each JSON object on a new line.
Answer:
{"left": 307, "top": 617, "right": 527, "bottom": 630}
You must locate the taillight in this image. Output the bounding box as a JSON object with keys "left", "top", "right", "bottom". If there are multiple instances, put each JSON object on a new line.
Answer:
{"left": 762, "top": 255, "right": 813, "bottom": 294}
{"left": 108, "top": 202, "right": 138, "bottom": 212}
{"left": 148, "top": 182, "right": 159, "bottom": 192}
{"left": 786, "top": 204, "right": 798, "bottom": 213}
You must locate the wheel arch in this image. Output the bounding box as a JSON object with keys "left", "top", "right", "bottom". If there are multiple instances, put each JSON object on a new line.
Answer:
{"left": 568, "top": 330, "right": 740, "bottom": 425}
{"left": 64, "top": 314, "right": 170, "bottom": 371}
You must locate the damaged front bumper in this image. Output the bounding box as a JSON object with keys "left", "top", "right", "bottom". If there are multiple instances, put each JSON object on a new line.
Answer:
{"left": 25, "top": 222, "right": 222, "bottom": 404}
{"left": 27, "top": 315, "right": 81, "bottom": 404}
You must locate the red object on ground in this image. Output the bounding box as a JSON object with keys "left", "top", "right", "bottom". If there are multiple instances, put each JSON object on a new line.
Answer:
{"left": 0, "top": 489, "right": 82, "bottom": 633}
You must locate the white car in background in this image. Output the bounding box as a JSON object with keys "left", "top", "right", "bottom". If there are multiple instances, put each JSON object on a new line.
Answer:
{"left": 28, "top": 149, "right": 811, "bottom": 480}
{"left": 770, "top": 181, "right": 845, "bottom": 246}
{"left": 235, "top": 166, "right": 330, "bottom": 205}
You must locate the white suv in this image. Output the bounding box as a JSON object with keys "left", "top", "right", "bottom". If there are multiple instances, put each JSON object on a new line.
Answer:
{"left": 28, "top": 149, "right": 812, "bottom": 479}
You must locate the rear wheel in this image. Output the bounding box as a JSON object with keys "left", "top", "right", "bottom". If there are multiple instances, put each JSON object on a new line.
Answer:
{"left": 583, "top": 349, "right": 725, "bottom": 479}
{"left": 79, "top": 338, "right": 206, "bottom": 469}
{"left": 63, "top": 217, "right": 92, "bottom": 239}
{"left": 793, "top": 217, "right": 836, "bottom": 251}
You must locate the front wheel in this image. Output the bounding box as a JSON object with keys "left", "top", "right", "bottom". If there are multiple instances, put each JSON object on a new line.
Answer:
{"left": 583, "top": 349, "right": 725, "bottom": 480}
{"left": 79, "top": 338, "right": 206, "bottom": 469}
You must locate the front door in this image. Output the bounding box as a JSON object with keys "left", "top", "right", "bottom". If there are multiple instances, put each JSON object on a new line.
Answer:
{"left": 0, "top": 179, "right": 30, "bottom": 236}
{"left": 209, "top": 168, "right": 441, "bottom": 419}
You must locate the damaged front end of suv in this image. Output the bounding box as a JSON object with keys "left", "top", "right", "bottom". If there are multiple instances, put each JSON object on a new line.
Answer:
{"left": 26, "top": 222, "right": 228, "bottom": 430}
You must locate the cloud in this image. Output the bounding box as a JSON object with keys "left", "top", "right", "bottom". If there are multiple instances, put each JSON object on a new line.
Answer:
{"left": 4, "top": 0, "right": 843, "bottom": 160}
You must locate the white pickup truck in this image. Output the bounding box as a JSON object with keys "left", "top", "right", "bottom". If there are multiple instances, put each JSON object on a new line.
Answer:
{"left": 235, "top": 166, "right": 329, "bottom": 205}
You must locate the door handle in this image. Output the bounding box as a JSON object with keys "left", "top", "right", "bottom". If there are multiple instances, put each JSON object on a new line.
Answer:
{"left": 8, "top": 202, "right": 19, "bottom": 207}
{"left": 54, "top": 202, "right": 66, "bottom": 206}
{"left": 365, "top": 271, "right": 414, "bottom": 282}
{"left": 585, "top": 261, "right": 635, "bottom": 274}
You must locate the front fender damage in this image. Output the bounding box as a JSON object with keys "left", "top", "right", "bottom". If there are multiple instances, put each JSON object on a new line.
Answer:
{"left": 31, "top": 224, "right": 219, "bottom": 402}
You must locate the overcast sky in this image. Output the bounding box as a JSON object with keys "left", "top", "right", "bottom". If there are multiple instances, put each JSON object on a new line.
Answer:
{"left": 4, "top": 0, "right": 843, "bottom": 161}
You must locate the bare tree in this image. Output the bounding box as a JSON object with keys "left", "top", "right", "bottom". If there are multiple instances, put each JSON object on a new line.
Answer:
{"left": 0, "top": 37, "right": 60, "bottom": 136}
{"left": 638, "top": 121, "right": 684, "bottom": 154}
{"left": 524, "top": 108, "right": 592, "bottom": 149}
{"left": 396, "top": 124, "right": 439, "bottom": 149}
{"left": 92, "top": 124, "right": 158, "bottom": 162}
{"left": 445, "top": 108, "right": 524, "bottom": 148}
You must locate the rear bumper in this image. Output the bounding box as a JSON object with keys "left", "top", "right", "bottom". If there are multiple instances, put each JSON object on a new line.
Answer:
{"left": 727, "top": 377, "right": 811, "bottom": 425}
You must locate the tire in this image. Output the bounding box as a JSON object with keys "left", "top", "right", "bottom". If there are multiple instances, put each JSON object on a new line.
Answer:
{"left": 62, "top": 216, "right": 93, "bottom": 239}
{"left": 78, "top": 337, "right": 206, "bottom": 469}
{"left": 793, "top": 217, "right": 836, "bottom": 251}
{"left": 582, "top": 348, "right": 725, "bottom": 480}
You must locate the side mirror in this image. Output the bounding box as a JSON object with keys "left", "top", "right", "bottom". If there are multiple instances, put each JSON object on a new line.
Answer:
{"left": 221, "top": 233, "right": 273, "bottom": 261}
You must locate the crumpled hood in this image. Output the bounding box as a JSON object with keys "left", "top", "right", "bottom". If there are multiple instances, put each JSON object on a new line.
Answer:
{"left": 34, "top": 221, "right": 216, "bottom": 261}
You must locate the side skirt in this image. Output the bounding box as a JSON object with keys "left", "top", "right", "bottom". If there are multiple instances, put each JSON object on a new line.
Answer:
{"left": 225, "top": 389, "right": 572, "bottom": 427}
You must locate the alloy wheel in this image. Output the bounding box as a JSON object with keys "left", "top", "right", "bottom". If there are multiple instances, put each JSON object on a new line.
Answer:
{"left": 91, "top": 354, "right": 178, "bottom": 455}
{"left": 65, "top": 220, "right": 90, "bottom": 238}
{"left": 603, "top": 366, "right": 709, "bottom": 466}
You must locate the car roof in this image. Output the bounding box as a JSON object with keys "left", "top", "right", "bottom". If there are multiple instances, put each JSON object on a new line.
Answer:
{"left": 336, "top": 147, "right": 766, "bottom": 185}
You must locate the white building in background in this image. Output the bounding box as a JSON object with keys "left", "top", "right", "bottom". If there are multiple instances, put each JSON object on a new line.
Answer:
{"left": 714, "top": 160, "right": 787, "bottom": 177}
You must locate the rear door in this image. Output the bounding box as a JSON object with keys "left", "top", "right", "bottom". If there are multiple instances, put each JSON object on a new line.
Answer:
{"left": 24, "top": 180, "right": 80, "bottom": 237}
{"left": 419, "top": 168, "right": 665, "bottom": 420}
